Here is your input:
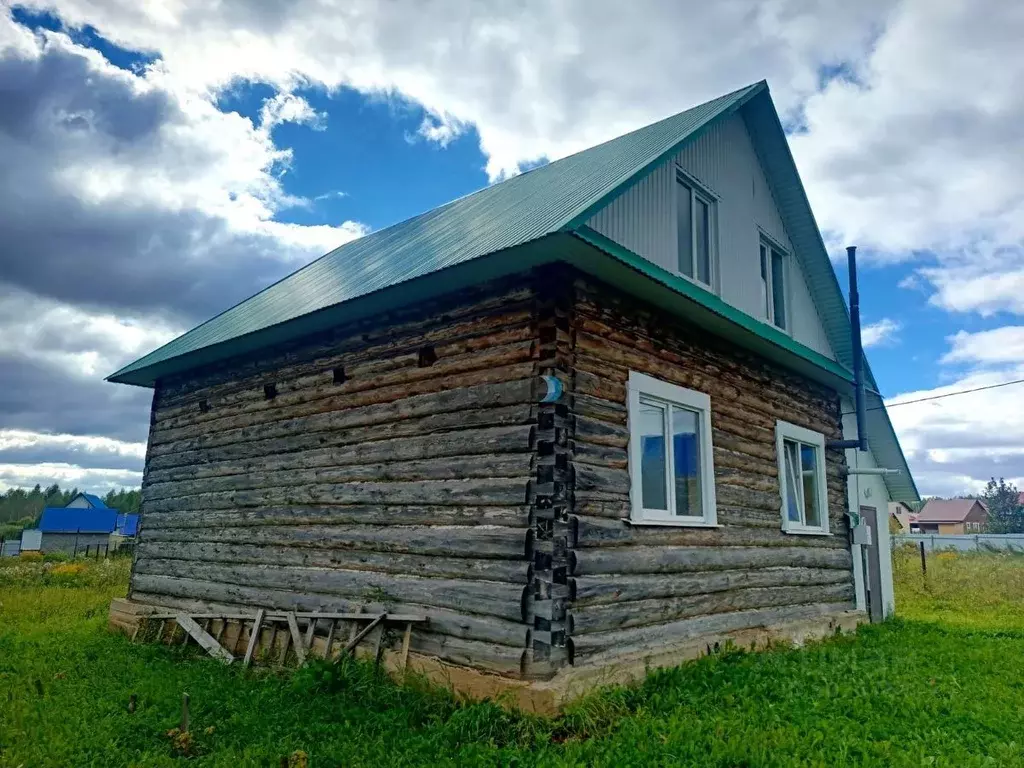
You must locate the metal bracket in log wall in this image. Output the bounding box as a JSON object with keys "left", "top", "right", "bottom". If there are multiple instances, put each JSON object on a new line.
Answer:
{"left": 145, "top": 610, "right": 426, "bottom": 671}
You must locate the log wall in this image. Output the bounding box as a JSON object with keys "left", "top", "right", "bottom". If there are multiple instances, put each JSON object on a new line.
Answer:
{"left": 130, "top": 266, "right": 855, "bottom": 680}
{"left": 563, "top": 277, "right": 855, "bottom": 666}
{"left": 132, "top": 276, "right": 546, "bottom": 677}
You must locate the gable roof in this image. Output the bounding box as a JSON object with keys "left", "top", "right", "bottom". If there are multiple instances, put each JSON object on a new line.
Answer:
{"left": 109, "top": 82, "right": 764, "bottom": 386}
{"left": 917, "top": 499, "right": 985, "bottom": 524}
{"left": 107, "top": 80, "right": 918, "bottom": 502}
{"left": 39, "top": 507, "right": 118, "bottom": 534}
{"left": 74, "top": 492, "right": 108, "bottom": 509}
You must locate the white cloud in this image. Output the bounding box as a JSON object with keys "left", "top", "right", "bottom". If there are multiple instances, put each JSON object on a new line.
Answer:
{"left": 260, "top": 92, "right": 326, "bottom": 133}
{"left": 0, "top": 462, "right": 143, "bottom": 493}
{"left": 942, "top": 327, "right": 1024, "bottom": 366}
{"left": 887, "top": 365, "right": 1024, "bottom": 497}
{"left": 921, "top": 253, "right": 1024, "bottom": 316}
{"left": 0, "top": 288, "right": 181, "bottom": 379}
{"left": 861, "top": 318, "right": 901, "bottom": 348}
{"left": 22, "top": 0, "right": 889, "bottom": 179}
{"left": 0, "top": 430, "right": 145, "bottom": 460}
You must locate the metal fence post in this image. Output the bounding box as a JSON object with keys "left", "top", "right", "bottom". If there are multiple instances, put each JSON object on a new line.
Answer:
{"left": 920, "top": 541, "right": 927, "bottom": 575}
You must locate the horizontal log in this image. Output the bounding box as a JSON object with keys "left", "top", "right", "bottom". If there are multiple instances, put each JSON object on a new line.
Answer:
{"left": 572, "top": 515, "right": 849, "bottom": 550}
{"left": 409, "top": 633, "right": 525, "bottom": 677}
{"left": 571, "top": 544, "right": 852, "bottom": 576}
{"left": 574, "top": 416, "right": 628, "bottom": 449}
{"left": 151, "top": 359, "right": 537, "bottom": 447}
{"left": 570, "top": 391, "right": 627, "bottom": 425}
{"left": 153, "top": 338, "right": 536, "bottom": 438}
{"left": 141, "top": 523, "right": 530, "bottom": 560}
{"left": 144, "top": 453, "right": 532, "bottom": 502}
{"left": 573, "top": 499, "right": 631, "bottom": 520}
{"left": 572, "top": 566, "right": 853, "bottom": 605}
{"left": 574, "top": 317, "right": 839, "bottom": 417}
{"left": 572, "top": 341, "right": 840, "bottom": 441}
{"left": 570, "top": 602, "right": 854, "bottom": 662}
{"left": 569, "top": 583, "right": 855, "bottom": 634}
{"left": 142, "top": 504, "right": 529, "bottom": 530}
{"left": 149, "top": 402, "right": 535, "bottom": 471}
{"left": 143, "top": 477, "right": 531, "bottom": 514}
{"left": 137, "top": 541, "right": 530, "bottom": 583}
{"left": 149, "top": 379, "right": 535, "bottom": 460}
{"left": 147, "top": 424, "right": 533, "bottom": 485}
{"left": 157, "top": 316, "right": 535, "bottom": 419}
{"left": 134, "top": 564, "right": 527, "bottom": 622}
{"left": 158, "top": 284, "right": 535, "bottom": 404}
{"left": 572, "top": 462, "right": 630, "bottom": 495}
{"left": 713, "top": 484, "right": 783, "bottom": 514}
{"left": 130, "top": 587, "right": 529, "bottom": 651}
{"left": 570, "top": 441, "right": 628, "bottom": 470}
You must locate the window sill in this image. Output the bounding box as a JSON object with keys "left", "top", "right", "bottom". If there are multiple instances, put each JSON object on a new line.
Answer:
{"left": 626, "top": 518, "right": 722, "bottom": 529}
{"left": 782, "top": 527, "right": 832, "bottom": 537}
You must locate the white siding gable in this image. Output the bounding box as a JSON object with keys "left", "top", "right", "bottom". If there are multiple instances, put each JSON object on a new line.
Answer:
{"left": 586, "top": 112, "right": 835, "bottom": 360}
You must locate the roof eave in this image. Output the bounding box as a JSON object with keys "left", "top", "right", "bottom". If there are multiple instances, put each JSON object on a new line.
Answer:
{"left": 106, "top": 236, "right": 570, "bottom": 387}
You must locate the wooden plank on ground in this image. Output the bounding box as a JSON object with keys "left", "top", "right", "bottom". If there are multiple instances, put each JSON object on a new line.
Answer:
{"left": 243, "top": 609, "right": 265, "bottom": 667}
{"left": 286, "top": 612, "right": 307, "bottom": 666}
{"left": 400, "top": 622, "right": 412, "bottom": 671}
{"left": 341, "top": 613, "right": 387, "bottom": 658}
{"left": 176, "top": 615, "right": 234, "bottom": 663}
{"left": 324, "top": 619, "right": 337, "bottom": 659}
{"left": 304, "top": 616, "right": 317, "bottom": 649}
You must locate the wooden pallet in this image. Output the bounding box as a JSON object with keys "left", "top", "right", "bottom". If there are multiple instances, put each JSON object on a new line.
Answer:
{"left": 145, "top": 611, "right": 426, "bottom": 670}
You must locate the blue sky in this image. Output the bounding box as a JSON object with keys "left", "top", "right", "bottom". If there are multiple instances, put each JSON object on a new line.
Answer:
{"left": 1, "top": 1, "right": 1023, "bottom": 498}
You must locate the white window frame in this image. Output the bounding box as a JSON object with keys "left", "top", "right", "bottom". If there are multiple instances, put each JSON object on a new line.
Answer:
{"left": 676, "top": 168, "right": 718, "bottom": 291}
{"left": 627, "top": 371, "right": 718, "bottom": 527}
{"left": 775, "top": 420, "right": 830, "bottom": 535}
{"left": 759, "top": 232, "right": 790, "bottom": 333}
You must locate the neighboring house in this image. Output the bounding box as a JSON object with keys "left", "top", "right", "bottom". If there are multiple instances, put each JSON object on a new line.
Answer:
{"left": 916, "top": 499, "right": 988, "bottom": 534}
{"left": 106, "top": 81, "right": 918, "bottom": 700}
{"left": 36, "top": 506, "right": 119, "bottom": 554}
{"left": 66, "top": 492, "right": 111, "bottom": 509}
{"left": 888, "top": 501, "right": 919, "bottom": 533}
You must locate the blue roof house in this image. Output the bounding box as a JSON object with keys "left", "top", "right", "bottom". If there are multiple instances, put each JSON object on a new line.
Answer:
{"left": 106, "top": 81, "right": 918, "bottom": 706}
{"left": 66, "top": 492, "right": 110, "bottom": 509}
{"left": 35, "top": 506, "right": 118, "bottom": 556}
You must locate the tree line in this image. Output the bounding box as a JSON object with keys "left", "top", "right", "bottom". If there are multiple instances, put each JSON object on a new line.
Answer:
{"left": 0, "top": 484, "right": 141, "bottom": 538}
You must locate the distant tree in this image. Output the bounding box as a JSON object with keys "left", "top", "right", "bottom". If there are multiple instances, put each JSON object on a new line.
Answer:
{"left": 983, "top": 478, "right": 1024, "bottom": 534}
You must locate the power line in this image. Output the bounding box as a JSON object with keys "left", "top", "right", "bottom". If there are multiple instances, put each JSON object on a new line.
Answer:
{"left": 843, "top": 377, "right": 1024, "bottom": 416}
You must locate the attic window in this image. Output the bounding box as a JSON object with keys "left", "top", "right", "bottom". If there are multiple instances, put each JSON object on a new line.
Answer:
{"left": 333, "top": 366, "right": 347, "bottom": 384}
{"left": 760, "top": 237, "right": 788, "bottom": 331}
{"left": 676, "top": 170, "right": 717, "bottom": 290}
{"left": 263, "top": 383, "right": 277, "bottom": 400}
{"left": 418, "top": 346, "right": 437, "bottom": 368}
{"left": 198, "top": 399, "right": 210, "bottom": 414}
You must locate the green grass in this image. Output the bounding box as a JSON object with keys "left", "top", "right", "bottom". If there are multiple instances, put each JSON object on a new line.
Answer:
{"left": 3, "top": 550, "right": 1024, "bottom": 766}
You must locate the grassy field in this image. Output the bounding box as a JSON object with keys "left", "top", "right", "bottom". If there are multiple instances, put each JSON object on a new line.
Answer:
{"left": 3, "top": 549, "right": 1024, "bottom": 767}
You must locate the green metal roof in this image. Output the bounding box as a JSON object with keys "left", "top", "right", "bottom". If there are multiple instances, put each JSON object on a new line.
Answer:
{"left": 109, "top": 81, "right": 764, "bottom": 385}
{"left": 108, "top": 79, "right": 917, "bottom": 501}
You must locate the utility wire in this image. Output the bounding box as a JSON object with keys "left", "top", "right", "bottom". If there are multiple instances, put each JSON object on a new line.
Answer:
{"left": 842, "top": 377, "right": 1024, "bottom": 416}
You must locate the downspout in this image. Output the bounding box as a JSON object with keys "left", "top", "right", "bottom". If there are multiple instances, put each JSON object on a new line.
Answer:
{"left": 827, "top": 245, "right": 869, "bottom": 452}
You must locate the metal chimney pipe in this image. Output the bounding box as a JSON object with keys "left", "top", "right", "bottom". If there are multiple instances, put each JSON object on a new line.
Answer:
{"left": 828, "top": 245, "right": 869, "bottom": 452}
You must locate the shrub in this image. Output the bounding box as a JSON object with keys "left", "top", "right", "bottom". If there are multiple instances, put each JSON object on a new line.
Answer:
{"left": 19, "top": 551, "right": 43, "bottom": 562}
